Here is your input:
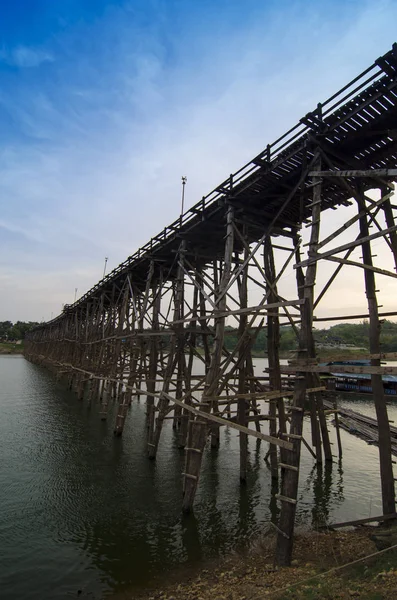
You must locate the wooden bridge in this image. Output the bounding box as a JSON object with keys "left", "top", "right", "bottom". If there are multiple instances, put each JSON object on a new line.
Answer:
{"left": 25, "top": 44, "right": 397, "bottom": 566}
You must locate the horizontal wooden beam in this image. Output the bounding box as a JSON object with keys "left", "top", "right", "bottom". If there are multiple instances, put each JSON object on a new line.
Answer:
{"left": 313, "top": 310, "right": 397, "bottom": 322}
{"left": 317, "top": 352, "right": 397, "bottom": 361}
{"left": 316, "top": 191, "right": 393, "bottom": 251}
{"left": 164, "top": 393, "right": 294, "bottom": 450}
{"left": 281, "top": 365, "right": 397, "bottom": 375}
{"left": 308, "top": 168, "right": 397, "bottom": 178}
{"left": 324, "top": 255, "right": 397, "bottom": 279}
{"left": 202, "top": 386, "right": 325, "bottom": 402}
{"left": 295, "top": 225, "right": 397, "bottom": 269}
{"left": 171, "top": 299, "right": 304, "bottom": 325}
{"left": 318, "top": 513, "right": 397, "bottom": 530}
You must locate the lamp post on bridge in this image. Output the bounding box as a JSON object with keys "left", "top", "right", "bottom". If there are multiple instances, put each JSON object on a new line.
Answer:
{"left": 103, "top": 257, "right": 108, "bottom": 279}
{"left": 181, "top": 176, "right": 187, "bottom": 215}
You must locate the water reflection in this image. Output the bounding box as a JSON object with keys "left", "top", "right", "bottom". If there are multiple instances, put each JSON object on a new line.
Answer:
{"left": 269, "top": 478, "right": 280, "bottom": 526}
{"left": 305, "top": 462, "right": 345, "bottom": 528}
{"left": 0, "top": 356, "right": 395, "bottom": 600}
{"left": 182, "top": 514, "right": 202, "bottom": 562}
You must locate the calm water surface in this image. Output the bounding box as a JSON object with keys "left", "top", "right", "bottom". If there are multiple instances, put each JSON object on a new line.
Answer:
{"left": 0, "top": 355, "right": 396, "bottom": 599}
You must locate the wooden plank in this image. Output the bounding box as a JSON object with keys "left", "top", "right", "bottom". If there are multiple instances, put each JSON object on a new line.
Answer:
{"left": 171, "top": 299, "right": 304, "bottom": 325}
{"left": 279, "top": 462, "right": 299, "bottom": 472}
{"left": 316, "top": 191, "right": 393, "bottom": 250}
{"left": 317, "top": 351, "right": 397, "bottom": 361}
{"left": 295, "top": 225, "right": 397, "bottom": 269}
{"left": 281, "top": 365, "right": 397, "bottom": 375}
{"left": 308, "top": 168, "right": 397, "bottom": 177}
{"left": 199, "top": 385, "right": 325, "bottom": 402}
{"left": 269, "top": 520, "right": 290, "bottom": 539}
{"left": 163, "top": 392, "right": 294, "bottom": 450}
{"left": 314, "top": 310, "right": 397, "bottom": 322}
{"left": 324, "top": 255, "right": 397, "bottom": 280}
{"left": 318, "top": 513, "right": 397, "bottom": 530}
{"left": 276, "top": 494, "right": 297, "bottom": 505}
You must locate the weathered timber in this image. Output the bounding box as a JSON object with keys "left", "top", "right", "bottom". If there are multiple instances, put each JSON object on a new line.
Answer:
{"left": 318, "top": 513, "right": 397, "bottom": 530}
{"left": 357, "top": 188, "right": 396, "bottom": 515}
{"left": 282, "top": 365, "right": 397, "bottom": 375}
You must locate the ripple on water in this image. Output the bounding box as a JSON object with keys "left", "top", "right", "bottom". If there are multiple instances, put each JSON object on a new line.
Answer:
{"left": 0, "top": 356, "right": 396, "bottom": 599}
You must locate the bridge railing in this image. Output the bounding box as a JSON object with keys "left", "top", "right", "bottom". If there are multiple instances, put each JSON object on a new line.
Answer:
{"left": 60, "top": 45, "right": 396, "bottom": 319}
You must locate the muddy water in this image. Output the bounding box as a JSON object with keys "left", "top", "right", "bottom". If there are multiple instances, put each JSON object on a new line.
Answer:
{"left": 0, "top": 355, "right": 396, "bottom": 599}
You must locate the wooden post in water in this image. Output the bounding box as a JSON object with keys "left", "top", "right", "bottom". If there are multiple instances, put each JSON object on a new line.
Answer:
{"left": 147, "top": 241, "right": 186, "bottom": 458}
{"left": 276, "top": 154, "right": 322, "bottom": 566}
{"left": 145, "top": 279, "right": 161, "bottom": 437}
{"left": 264, "top": 236, "right": 284, "bottom": 478}
{"left": 237, "top": 241, "right": 249, "bottom": 482}
{"left": 182, "top": 202, "right": 235, "bottom": 512}
{"left": 114, "top": 286, "right": 132, "bottom": 435}
{"left": 357, "top": 187, "right": 396, "bottom": 516}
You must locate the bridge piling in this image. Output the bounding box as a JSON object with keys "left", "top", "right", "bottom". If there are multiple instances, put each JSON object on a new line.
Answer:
{"left": 182, "top": 203, "right": 235, "bottom": 510}
{"left": 276, "top": 152, "right": 323, "bottom": 565}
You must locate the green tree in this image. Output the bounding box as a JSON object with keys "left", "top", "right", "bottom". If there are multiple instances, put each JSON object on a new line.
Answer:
{"left": 0, "top": 321, "right": 13, "bottom": 338}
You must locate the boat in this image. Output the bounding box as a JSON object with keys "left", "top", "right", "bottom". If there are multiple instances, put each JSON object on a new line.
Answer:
{"left": 322, "top": 360, "right": 397, "bottom": 396}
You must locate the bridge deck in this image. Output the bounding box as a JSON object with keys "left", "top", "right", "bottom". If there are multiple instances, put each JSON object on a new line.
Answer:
{"left": 60, "top": 45, "right": 397, "bottom": 313}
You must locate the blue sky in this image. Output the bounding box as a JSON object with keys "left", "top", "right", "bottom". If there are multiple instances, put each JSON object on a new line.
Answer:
{"left": 1, "top": 0, "right": 397, "bottom": 321}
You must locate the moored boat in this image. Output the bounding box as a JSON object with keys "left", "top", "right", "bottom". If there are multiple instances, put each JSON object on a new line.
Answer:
{"left": 322, "top": 360, "right": 397, "bottom": 396}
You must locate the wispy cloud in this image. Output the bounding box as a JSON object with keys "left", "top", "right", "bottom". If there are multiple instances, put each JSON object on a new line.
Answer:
{"left": 0, "top": 0, "right": 396, "bottom": 321}
{"left": 0, "top": 45, "right": 54, "bottom": 68}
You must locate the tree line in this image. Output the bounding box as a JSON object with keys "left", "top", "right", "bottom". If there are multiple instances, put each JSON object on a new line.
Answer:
{"left": 2, "top": 319, "right": 397, "bottom": 352}
{"left": 223, "top": 320, "right": 397, "bottom": 354}
{"left": 0, "top": 321, "right": 40, "bottom": 341}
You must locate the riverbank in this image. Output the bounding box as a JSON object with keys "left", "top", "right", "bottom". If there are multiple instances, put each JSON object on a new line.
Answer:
{"left": 126, "top": 525, "right": 397, "bottom": 600}
{"left": 0, "top": 342, "right": 23, "bottom": 354}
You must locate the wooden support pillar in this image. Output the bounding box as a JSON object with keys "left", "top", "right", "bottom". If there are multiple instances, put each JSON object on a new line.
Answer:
{"left": 173, "top": 247, "right": 187, "bottom": 430}
{"left": 147, "top": 336, "right": 176, "bottom": 458}
{"left": 334, "top": 398, "right": 343, "bottom": 459}
{"left": 146, "top": 276, "right": 161, "bottom": 416}
{"left": 182, "top": 202, "right": 235, "bottom": 513}
{"left": 99, "top": 380, "right": 110, "bottom": 420}
{"left": 357, "top": 189, "right": 396, "bottom": 516}
{"left": 264, "top": 236, "right": 285, "bottom": 477}
{"left": 114, "top": 285, "right": 130, "bottom": 435}
{"left": 381, "top": 186, "right": 397, "bottom": 271}
{"left": 88, "top": 376, "right": 100, "bottom": 406}
{"left": 125, "top": 297, "right": 138, "bottom": 407}
{"left": 276, "top": 155, "right": 322, "bottom": 566}
{"left": 148, "top": 242, "right": 186, "bottom": 458}
{"left": 210, "top": 260, "right": 221, "bottom": 449}
{"left": 246, "top": 353, "right": 262, "bottom": 433}
{"left": 199, "top": 286, "right": 211, "bottom": 369}
{"left": 77, "top": 374, "right": 85, "bottom": 401}
{"left": 312, "top": 374, "right": 333, "bottom": 462}
{"left": 178, "top": 281, "right": 199, "bottom": 448}
{"left": 237, "top": 244, "right": 249, "bottom": 482}
{"left": 294, "top": 234, "right": 322, "bottom": 462}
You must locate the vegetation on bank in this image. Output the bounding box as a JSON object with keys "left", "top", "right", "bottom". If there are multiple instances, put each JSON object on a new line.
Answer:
{"left": 132, "top": 526, "right": 397, "bottom": 600}
{"left": 0, "top": 320, "right": 39, "bottom": 342}
{"left": 0, "top": 342, "right": 24, "bottom": 354}
{"left": 3, "top": 319, "right": 397, "bottom": 358}
{"left": 0, "top": 322, "right": 38, "bottom": 354}
{"left": 223, "top": 320, "right": 397, "bottom": 355}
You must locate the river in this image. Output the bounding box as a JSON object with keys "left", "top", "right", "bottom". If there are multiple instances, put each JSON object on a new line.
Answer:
{"left": 0, "top": 355, "right": 396, "bottom": 599}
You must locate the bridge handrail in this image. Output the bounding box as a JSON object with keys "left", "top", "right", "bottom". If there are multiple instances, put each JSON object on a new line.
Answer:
{"left": 56, "top": 45, "right": 396, "bottom": 320}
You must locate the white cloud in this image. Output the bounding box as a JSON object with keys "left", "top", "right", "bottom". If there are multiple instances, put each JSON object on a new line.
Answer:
{"left": 0, "top": 0, "right": 397, "bottom": 322}
{"left": 0, "top": 45, "right": 54, "bottom": 68}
